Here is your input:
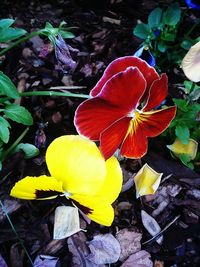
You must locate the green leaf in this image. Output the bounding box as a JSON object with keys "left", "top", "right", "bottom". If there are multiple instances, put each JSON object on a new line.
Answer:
{"left": 13, "top": 143, "right": 39, "bottom": 158}
{"left": 0, "top": 27, "right": 27, "bottom": 42}
{"left": 179, "top": 154, "right": 194, "bottom": 169}
{"left": 163, "top": 3, "right": 181, "bottom": 26}
{"left": 60, "top": 30, "right": 75, "bottom": 39}
{"left": 175, "top": 125, "right": 190, "bottom": 144}
{"left": 4, "top": 104, "right": 33, "bottom": 125}
{"left": 183, "top": 80, "right": 199, "bottom": 93}
{"left": 180, "top": 40, "right": 194, "bottom": 51}
{"left": 0, "top": 72, "right": 19, "bottom": 98}
{"left": 0, "top": 161, "right": 2, "bottom": 171}
{"left": 0, "top": 19, "right": 14, "bottom": 28}
{"left": 0, "top": 116, "right": 11, "bottom": 128}
{"left": 133, "top": 23, "right": 150, "bottom": 39}
{"left": 157, "top": 42, "right": 167, "bottom": 52}
{"left": 161, "top": 32, "right": 176, "bottom": 42}
{"left": 173, "top": 99, "right": 188, "bottom": 112}
{"left": 148, "top": 7, "right": 163, "bottom": 28}
{"left": 189, "top": 89, "right": 200, "bottom": 101}
{"left": 0, "top": 122, "right": 9, "bottom": 143}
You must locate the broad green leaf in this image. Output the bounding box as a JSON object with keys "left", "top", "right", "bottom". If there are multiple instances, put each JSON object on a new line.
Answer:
{"left": 0, "top": 19, "right": 14, "bottom": 28}
{"left": 161, "top": 32, "right": 176, "bottom": 42}
{"left": 0, "top": 116, "right": 11, "bottom": 128}
{"left": 179, "top": 154, "right": 194, "bottom": 169}
{"left": 148, "top": 7, "right": 162, "bottom": 28}
{"left": 0, "top": 72, "right": 19, "bottom": 98}
{"left": 181, "top": 40, "right": 193, "bottom": 51}
{"left": 175, "top": 125, "right": 190, "bottom": 144}
{"left": 0, "top": 161, "right": 2, "bottom": 171}
{"left": 189, "top": 89, "right": 200, "bottom": 101}
{"left": 0, "top": 123, "right": 9, "bottom": 143}
{"left": 184, "top": 80, "right": 199, "bottom": 93}
{"left": 173, "top": 99, "right": 188, "bottom": 112}
{"left": 60, "top": 30, "right": 75, "bottom": 39}
{"left": 0, "top": 27, "right": 27, "bottom": 42}
{"left": 133, "top": 23, "right": 150, "bottom": 39}
{"left": 4, "top": 104, "right": 33, "bottom": 125}
{"left": 13, "top": 143, "right": 39, "bottom": 158}
{"left": 163, "top": 3, "right": 181, "bottom": 26}
{"left": 189, "top": 103, "right": 200, "bottom": 113}
{"left": 157, "top": 42, "right": 167, "bottom": 52}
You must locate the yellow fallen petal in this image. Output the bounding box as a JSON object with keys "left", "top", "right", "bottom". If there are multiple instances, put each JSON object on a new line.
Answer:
{"left": 53, "top": 206, "right": 81, "bottom": 239}
{"left": 96, "top": 156, "right": 122, "bottom": 204}
{"left": 134, "top": 164, "right": 163, "bottom": 198}
{"left": 10, "top": 175, "right": 63, "bottom": 200}
{"left": 70, "top": 194, "right": 114, "bottom": 226}
{"left": 167, "top": 138, "right": 198, "bottom": 160}
{"left": 46, "top": 135, "right": 107, "bottom": 195}
{"left": 181, "top": 41, "right": 200, "bottom": 82}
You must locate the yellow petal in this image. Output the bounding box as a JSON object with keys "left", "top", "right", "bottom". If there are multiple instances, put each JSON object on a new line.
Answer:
{"left": 10, "top": 175, "right": 63, "bottom": 200}
{"left": 70, "top": 194, "right": 114, "bottom": 226}
{"left": 134, "top": 164, "right": 163, "bottom": 198}
{"left": 96, "top": 156, "right": 122, "bottom": 204}
{"left": 167, "top": 138, "right": 198, "bottom": 160}
{"left": 46, "top": 135, "right": 107, "bottom": 195}
{"left": 181, "top": 41, "right": 200, "bottom": 82}
{"left": 53, "top": 206, "right": 81, "bottom": 239}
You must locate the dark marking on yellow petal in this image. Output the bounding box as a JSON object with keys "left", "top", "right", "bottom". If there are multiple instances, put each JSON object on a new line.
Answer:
{"left": 35, "top": 190, "right": 62, "bottom": 199}
{"left": 72, "top": 200, "right": 93, "bottom": 215}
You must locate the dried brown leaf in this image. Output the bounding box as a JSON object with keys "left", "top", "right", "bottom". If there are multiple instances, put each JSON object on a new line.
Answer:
{"left": 33, "top": 255, "right": 60, "bottom": 267}
{"left": 121, "top": 250, "right": 153, "bottom": 267}
{"left": 0, "top": 255, "right": 8, "bottom": 267}
{"left": 141, "top": 210, "right": 163, "bottom": 245}
{"left": 116, "top": 228, "right": 142, "bottom": 262}
{"left": 67, "top": 232, "right": 104, "bottom": 267}
{"left": 87, "top": 234, "right": 121, "bottom": 264}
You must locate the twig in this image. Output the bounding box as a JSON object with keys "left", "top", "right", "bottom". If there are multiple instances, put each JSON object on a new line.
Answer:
{"left": 142, "top": 214, "right": 180, "bottom": 245}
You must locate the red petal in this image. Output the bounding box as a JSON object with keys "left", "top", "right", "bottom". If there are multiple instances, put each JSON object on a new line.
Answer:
{"left": 100, "top": 117, "right": 131, "bottom": 160}
{"left": 139, "top": 106, "right": 177, "bottom": 137}
{"left": 90, "top": 56, "right": 159, "bottom": 97}
{"left": 120, "top": 120, "right": 148, "bottom": 158}
{"left": 143, "top": 73, "right": 168, "bottom": 112}
{"left": 99, "top": 67, "right": 146, "bottom": 110}
{"left": 120, "top": 106, "right": 176, "bottom": 159}
{"left": 75, "top": 67, "right": 147, "bottom": 140}
{"left": 74, "top": 98, "right": 126, "bottom": 140}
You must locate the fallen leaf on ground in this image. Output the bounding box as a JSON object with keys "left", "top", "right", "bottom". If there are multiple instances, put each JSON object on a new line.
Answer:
{"left": 141, "top": 210, "right": 163, "bottom": 245}
{"left": 53, "top": 206, "right": 81, "bottom": 239}
{"left": 33, "top": 255, "right": 60, "bottom": 267}
{"left": 121, "top": 250, "right": 153, "bottom": 267}
{"left": 152, "top": 184, "right": 182, "bottom": 217}
{"left": 116, "top": 228, "right": 142, "bottom": 261}
{"left": 0, "top": 255, "right": 8, "bottom": 267}
{"left": 87, "top": 233, "right": 121, "bottom": 264}
{"left": 67, "top": 232, "right": 105, "bottom": 267}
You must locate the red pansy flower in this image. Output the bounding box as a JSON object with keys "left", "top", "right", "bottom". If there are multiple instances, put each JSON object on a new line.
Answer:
{"left": 74, "top": 56, "right": 176, "bottom": 160}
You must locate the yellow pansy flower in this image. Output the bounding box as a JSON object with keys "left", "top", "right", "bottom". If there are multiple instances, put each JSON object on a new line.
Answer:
{"left": 10, "top": 135, "right": 122, "bottom": 226}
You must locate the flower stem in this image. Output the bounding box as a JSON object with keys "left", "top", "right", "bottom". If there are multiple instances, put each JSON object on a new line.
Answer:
{"left": 20, "top": 91, "right": 90, "bottom": 98}
{"left": 3, "top": 127, "right": 29, "bottom": 160}
{"left": 0, "top": 200, "right": 34, "bottom": 266}
{"left": 0, "top": 30, "right": 42, "bottom": 56}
